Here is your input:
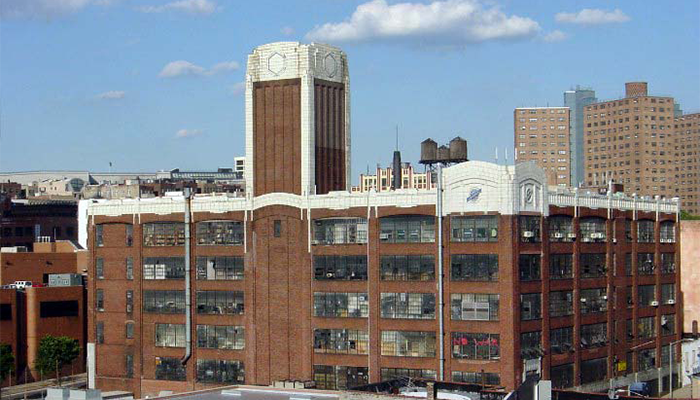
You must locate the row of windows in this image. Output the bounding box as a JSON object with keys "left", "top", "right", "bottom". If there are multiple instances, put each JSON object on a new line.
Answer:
{"left": 139, "top": 290, "right": 243, "bottom": 315}
{"left": 154, "top": 357, "right": 244, "bottom": 384}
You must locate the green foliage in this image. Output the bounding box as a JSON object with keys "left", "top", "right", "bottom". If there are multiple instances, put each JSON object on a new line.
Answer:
{"left": 0, "top": 343, "right": 14, "bottom": 380}
{"left": 34, "top": 335, "right": 80, "bottom": 376}
{"left": 680, "top": 210, "right": 700, "bottom": 220}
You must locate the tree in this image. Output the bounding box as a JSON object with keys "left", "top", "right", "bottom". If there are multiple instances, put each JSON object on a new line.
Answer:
{"left": 680, "top": 210, "right": 700, "bottom": 220}
{"left": 34, "top": 336, "right": 80, "bottom": 383}
{"left": 0, "top": 343, "right": 14, "bottom": 381}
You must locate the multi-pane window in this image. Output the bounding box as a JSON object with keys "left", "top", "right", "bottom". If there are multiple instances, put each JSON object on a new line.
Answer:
{"left": 96, "top": 289, "right": 104, "bottom": 311}
{"left": 381, "top": 331, "right": 436, "bottom": 357}
{"left": 196, "top": 359, "right": 244, "bottom": 384}
{"left": 196, "top": 221, "right": 244, "bottom": 245}
{"left": 143, "top": 222, "right": 185, "bottom": 246}
{"left": 520, "top": 293, "right": 542, "bottom": 321}
{"left": 550, "top": 254, "right": 573, "bottom": 279}
{"left": 126, "top": 290, "right": 133, "bottom": 313}
{"left": 143, "top": 290, "right": 185, "bottom": 314}
{"left": 580, "top": 288, "right": 608, "bottom": 314}
{"left": 380, "top": 255, "right": 434, "bottom": 281}
{"left": 452, "top": 371, "right": 500, "bottom": 385}
{"left": 638, "top": 285, "right": 656, "bottom": 306}
{"left": 196, "top": 256, "right": 244, "bottom": 280}
{"left": 520, "top": 216, "right": 541, "bottom": 243}
{"left": 660, "top": 221, "right": 676, "bottom": 243}
{"left": 551, "top": 363, "right": 574, "bottom": 389}
{"left": 549, "top": 291, "right": 573, "bottom": 317}
{"left": 550, "top": 327, "right": 573, "bottom": 354}
{"left": 126, "top": 225, "right": 133, "bottom": 247}
{"left": 383, "top": 368, "right": 436, "bottom": 381}
{"left": 580, "top": 357, "right": 607, "bottom": 384}
{"left": 96, "top": 258, "right": 104, "bottom": 279}
{"left": 626, "top": 319, "right": 634, "bottom": 341}
{"left": 661, "top": 253, "right": 676, "bottom": 274}
{"left": 452, "top": 332, "right": 500, "bottom": 360}
{"left": 313, "top": 365, "right": 368, "bottom": 390}
{"left": 661, "top": 284, "right": 676, "bottom": 304}
{"left": 96, "top": 225, "right": 103, "bottom": 247}
{"left": 451, "top": 216, "right": 498, "bottom": 242}
{"left": 580, "top": 217, "right": 606, "bottom": 242}
{"left": 313, "top": 218, "right": 368, "bottom": 245}
{"left": 143, "top": 257, "right": 185, "bottom": 280}
{"left": 380, "top": 293, "right": 435, "bottom": 319}
{"left": 313, "top": 292, "right": 369, "bottom": 318}
{"left": 155, "top": 357, "right": 186, "bottom": 381}
{"left": 126, "top": 322, "right": 134, "bottom": 339}
{"left": 580, "top": 253, "right": 606, "bottom": 278}
{"left": 314, "top": 256, "right": 367, "bottom": 280}
{"left": 639, "top": 348, "right": 656, "bottom": 371}
{"left": 125, "top": 354, "right": 134, "bottom": 378}
{"left": 451, "top": 254, "right": 498, "bottom": 281}
{"left": 637, "top": 317, "right": 655, "bottom": 339}
{"left": 638, "top": 253, "right": 655, "bottom": 275}
{"left": 126, "top": 257, "right": 133, "bottom": 280}
{"left": 314, "top": 329, "right": 368, "bottom": 355}
{"left": 380, "top": 216, "right": 435, "bottom": 243}
{"left": 196, "top": 325, "right": 244, "bottom": 350}
{"left": 549, "top": 215, "right": 574, "bottom": 242}
{"left": 661, "top": 314, "right": 676, "bottom": 336}
{"left": 660, "top": 346, "right": 670, "bottom": 367}
{"left": 637, "top": 220, "right": 655, "bottom": 243}
{"left": 625, "top": 220, "right": 633, "bottom": 242}
{"left": 196, "top": 291, "right": 244, "bottom": 315}
{"left": 155, "top": 323, "right": 186, "bottom": 347}
{"left": 519, "top": 254, "right": 541, "bottom": 281}
{"left": 580, "top": 323, "right": 607, "bottom": 349}
{"left": 521, "top": 331, "right": 543, "bottom": 359}
{"left": 625, "top": 253, "right": 632, "bottom": 276}
{"left": 450, "top": 294, "right": 499, "bottom": 321}
{"left": 96, "top": 322, "right": 104, "bottom": 344}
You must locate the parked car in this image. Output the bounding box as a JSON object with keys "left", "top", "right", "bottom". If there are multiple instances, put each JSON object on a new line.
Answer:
{"left": 13, "top": 281, "right": 33, "bottom": 289}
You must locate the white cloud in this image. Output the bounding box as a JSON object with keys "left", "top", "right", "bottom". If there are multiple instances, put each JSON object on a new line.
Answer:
{"left": 158, "top": 60, "right": 239, "bottom": 78}
{"left": 96, "top": 90, "right": 126, "bottom": 99}
{"left": 555, "top": 9, "right": 630, "bottom": 25}
{"left": 281, "top": 26, "right": 295, "bottom": 36}
{"left": 543, "top": 30, "right": 568, "bottom": 42}
{"left": 230, "top": 82, "right": 246, "bottom": 96}
{"left": 1, "top": 0, "right": 94, "bottom": 19}
{"left": 305, "top": 0, "right": 540, "bottom": 46}
{"left": 138, "top": 0, "right": 218, "bottom": 15}
{"left": 175, "top": 129, "right": 203, "bottom": 138}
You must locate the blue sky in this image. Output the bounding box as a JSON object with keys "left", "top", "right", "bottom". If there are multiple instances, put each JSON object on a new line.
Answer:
{"left": 1, "top": 0, "right": 698, "bottom": 183}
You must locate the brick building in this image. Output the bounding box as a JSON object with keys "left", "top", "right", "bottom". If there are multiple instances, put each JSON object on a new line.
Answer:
{"left": 83, "top": 42, "right": 683, "bottom": 397}
{"left": 1, "top": 198, "right": 78, "bottom": 250}
{"left": 1, "top": 240, "right": 87, "bottom": 285}
{"left": 673, "top": 113, "right": 700, "bottom": 215}
{"left": 514, "top": 107, "right": 572, "bottom": 187}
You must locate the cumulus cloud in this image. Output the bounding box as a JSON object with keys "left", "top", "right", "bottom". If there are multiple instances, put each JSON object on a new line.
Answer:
{"left": 555, "top": 9, "right": 630, "bottom": 25}
{"left": 230, "top": 82, "right": 246, "bottom": 96}
{"left": 281, "top": 26, "right": 295, "bottom": 36}
{"left": 96, "top": 90, "right": 126, "bottom": 99}
{"left": 158, "top": 60, "right": 239, "bottom": 78}
{"left": 543, "top": 30, "right": 568, "bottom": 42}
{"left": 138, "top": 0, "right": 218, "bottom": 15}
{"left": 0, "top": 0, "right": 96, "bottom": 20}
{"left": 305, "top": 0, "right": 540, "bottom": 46}
{"left": 175, "top": 129, "right": 203, "bottom": 138}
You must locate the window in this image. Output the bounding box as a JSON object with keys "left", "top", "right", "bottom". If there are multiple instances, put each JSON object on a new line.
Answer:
{"left": 520, "top": 216, "right": 541, "bottom": 243}
{"left": 638, "top": 285, "right": 656, "bottom": 306}
{"left": 550, "top": 254, "right": 573, "bottom": 279}
{"left": 549, "top": 291, "right": 573, "bottom": 317}
{"left": 155, "top": 323, "right": 186, "bottom": 347}
{"left": 580, "top": 253, "right": 606, "bottom": 278}
{"left": 661, "top": 284, "right": 675, "bottom": 304}
{"left": 451, "top": 216, "right": 498, "bottom": 242}
{"left": 2, "top": 304, "right": 14, "bottom": 320}
{"left": 549, "top": 216, "right": 574, "bottom": 242}
{"left": 637, "top": 220, "right": 655, "bottom": 243}
{"left": 580, "top": 358, "right": 607, "bottom": 384}
{"left": 383, "top": 368, "right": 436, "bottom": 381}
{"left": 452, "top": 332, "right": 500, "bottom": 360}
{"left": 660, "top": 221, "right": 676, "bottom": 243}
{"left": 196, "top": 359, "right": 244, "bottom": 384}
{"left": 155, "top": 357, "right": 186, "bottom": 381}
{"left": 126, "top": 322, "right": 134, "bottom": 339}
{"left": 638, "top": 253, "right": 655, "bottom": 275}
{"left": 520, "top": 293, "right": 542, "bottom": 321}
{"left": 639, "top": 348, "right": 656, "bottom": 371}
{"left": 126, "top": 290, "right": 133, "bottom": 314}
{"left": 196, "top": 325, "right": 244, "bottom": 350}
{"left": 581, "top": 323, "right": 607, "bottom": 349}
{"left": 381, "top": 293, "right": 435, "bottom": 319}
{"left": 40, "top": 301, "right": 79, "bottom": 318}
{"left": 452, "top": 371, "right": 500, "bottom": 385}
{"left": 314, "top": 256, "right": 367, "bottom": 280}
{"left": 196, "top": 256, "right": 244, "bottom": 280}
{"left": 126, "top": 225, "right": 133, "bottom": 247}
{"left": 96, "top": 322, "right": 104, "bottom": 344}
{"left": 380, "top": 255, "right": 434, "bottom": 281}
{"left": 313, "top": 218, "right": 368, "bottom": 244}
{"left": 381, "top": 331, "right": 436, "bottom": 357}
{"left": 126, "top": 258, "right": 133, "bottom": 280}
{"left": 96, "top": 289, "right": 104, "bottom": 311}
{"left": 661, "top": 314, "right": 675, "bottom": 336}
{"left": 625, "top": 219, "right": 633, "bottom": 242}
{"left": 380, "top": 216, "right": 435, "bottom": 243}
{"left": 580, "top": 288, "right": 607, "bottom": 314}
{"left": 451, "top": 254, "right": 498, "bottom": 281}
{"left": 125, "top": 354, "right": 134, "bottom": 378}
{"left": 143, "top": 222, "right": 185, "bottom": 246}
{"left": 661, "top": 253, "right": 676, "bottom": 274}
{"left": 637, "top": 317, "right": 656, "bottom": 339}
{"left": 625, "top": 253, "right": 632, "bottom": 276}
{"left": 196, "top": 291, "right": 244, "bottom": 315}
{"left": 519, "top": 254, "right": 541, "bottom": 281}
{"left": 521, "top": 331, "right": 543, "bottom": 359}
{"left": 273, "top": 220, "right": 281, "bottom": 237}
{"left": 451, "top": 293, "right": 499, "bottom": 321}
{"left": 580, "top": 217, "right": 606, "bottom": 242}
{"left": 96, "top": 258, "right": 104, "bottom": 279}
{"left": 143, "top": 257, "right": 185, "bottom": 280}
{"left": 313, "top": 292, "right": 369, "bottom": 318}
{"left": 143, "top": 290, "right": 185, "bottom": 314}
{"left": 550, "top": 327, "right": 573, "bottom": 354}
{"left": 314, "top": 329, "right": 368, "bottom": 355}
{"left": 313, "top": 365, "right": 368, "bottom": 390}
{"left": 551, "top": 363, "right": 574, "bottom": 389}
{"left": 96, "top": 225, "right": 103, "bottom": 247}
{"left": 196, "top": 221, "right": 243, "bottom": 245}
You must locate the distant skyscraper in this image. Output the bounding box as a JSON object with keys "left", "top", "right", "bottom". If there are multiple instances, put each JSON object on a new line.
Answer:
{"left": 564, "top": 86, "right": 597, "bottom": 187}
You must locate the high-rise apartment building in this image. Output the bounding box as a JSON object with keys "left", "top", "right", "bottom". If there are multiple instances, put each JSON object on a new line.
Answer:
{"left": 673, "top": 113, "right": 700, "bottom": 215}
{"left": 583, "top": 83, "right": 676, "bottom": 198}
{"left": 564, "top": 87, "right": 597, "bottom": 187}
{"left": 514, "top": 107, "right": 571, "bottom": 187}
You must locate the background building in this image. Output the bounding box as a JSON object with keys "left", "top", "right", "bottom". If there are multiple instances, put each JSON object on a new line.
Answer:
{"left": 514, "top": 107, "right": 571, "bottom": 187}
{"left": 673, "top": 113, "right": 700, "bottom": 215}
{"left": 351, "top": 162, "right": 433, "bottom": 193}
{"left": 1, "top": 198, "right": 78, "bottom": 250}
{"left": 565, "top": 87, "right": 598, "bottom": 188}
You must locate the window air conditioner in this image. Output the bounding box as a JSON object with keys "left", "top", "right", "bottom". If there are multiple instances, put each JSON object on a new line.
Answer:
{"left": 567, "top": 233, "right": 577, "bottom": 239}
{"left": 590, "top": 232, "right": 605, "bottom": 239}
{"left": 601, "top": 295, "right": 608, "bottom": 301}
{"left": 553, "top": 232, "right": 564, "bottom": 239}
{"left": 667, "top": 299, "right": 676, "bottom": 305}
{"left": 651, "top": 301, "right": 659, "bottom": 307}
{"left": 523, "top": 231, "right": 534, "bottom": 238}
{"left": 379, "top": 233, "right": 390, "bottom": 240}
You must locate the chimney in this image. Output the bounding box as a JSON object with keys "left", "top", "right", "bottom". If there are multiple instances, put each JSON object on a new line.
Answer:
{"left": 392, "top": 150, "right": 402, "bottom": 190}
{"left": 625, "top": 82, "right": 648, "bottom": 98}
